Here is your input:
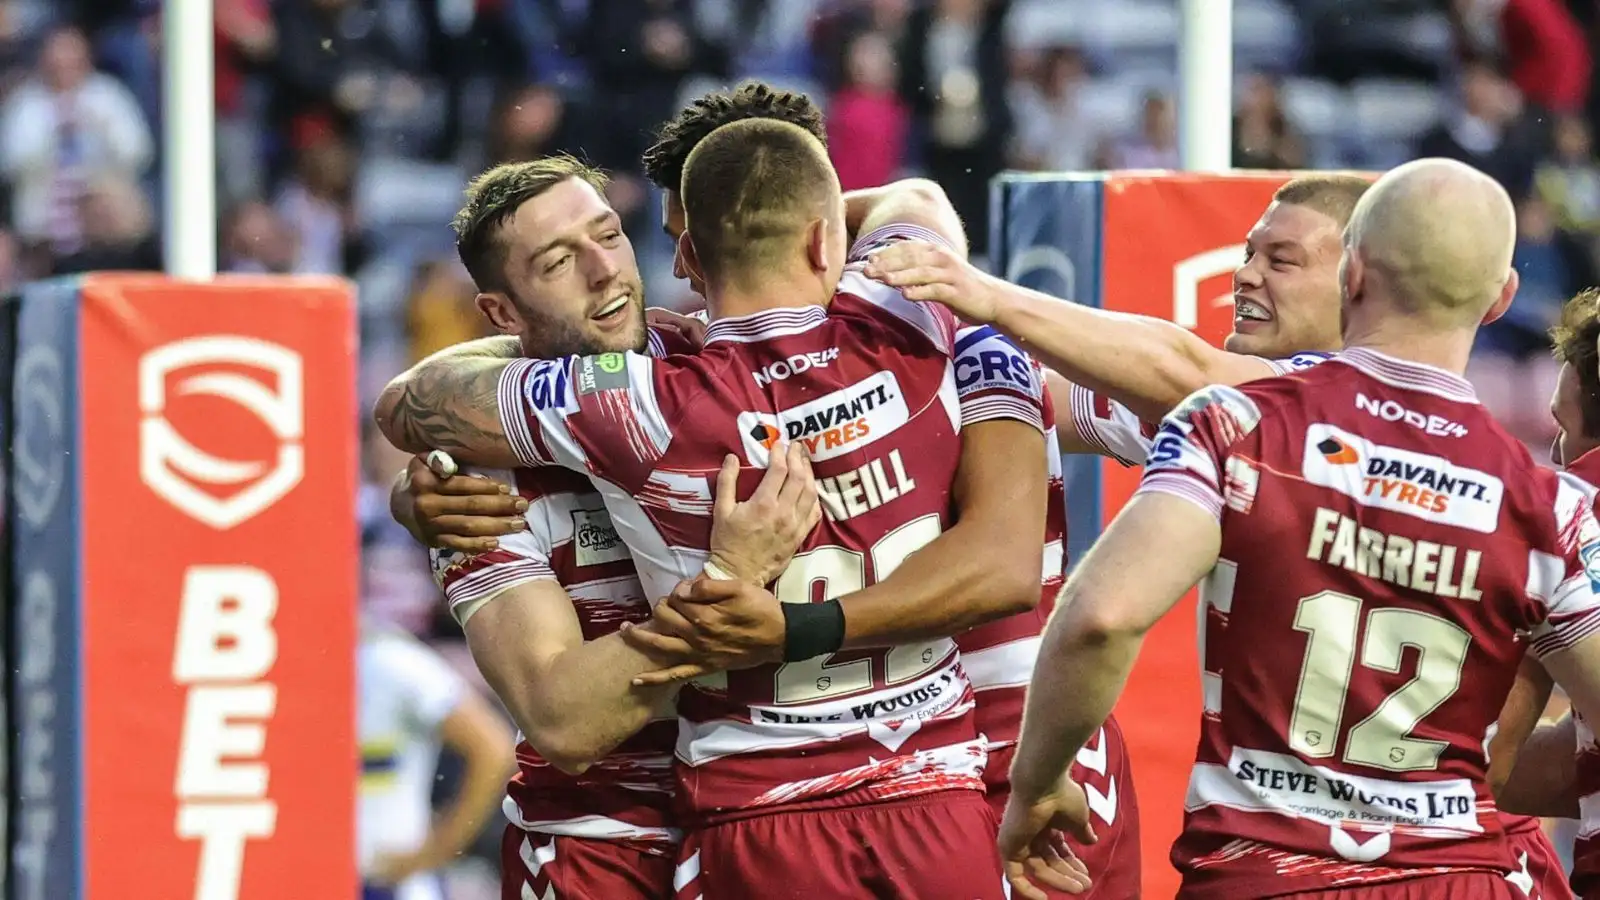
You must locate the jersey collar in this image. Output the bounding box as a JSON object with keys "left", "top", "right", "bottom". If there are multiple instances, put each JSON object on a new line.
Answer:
{"left": 1335, "top": 347, "right": 1477, "bottom": 404}
{"left": 704, "top": 305, "right": 828, "bottom": 345}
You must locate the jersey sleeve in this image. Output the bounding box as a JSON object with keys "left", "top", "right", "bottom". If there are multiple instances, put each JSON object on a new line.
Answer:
{"left": 953, "top": 325, "right": 1045, "bottom": 431}
{"left": 834, "top": 222, "right": 961, "bottom": 356}
{"left": 497, "top": 351, "right": 674, "bottom": 489}
{"left": 1133, "top": 384, "right": 1265, "bottom": 521}
{"left": 1526, "top": 474, "right": 1600, "bottom": 658}
{"left": 1067, "top": 384, "right": 1154, "bottom": 467}
{"left": 429, "top": 467, "right": 557, "bottom": 627}
{"left": 1261, "top": 351, "right": 1334, "bottom": 376}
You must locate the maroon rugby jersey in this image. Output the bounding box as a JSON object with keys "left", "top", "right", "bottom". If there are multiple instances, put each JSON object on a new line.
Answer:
{"left": 495, "top": 225, "right": 990, "bottom": 818}
{"left": 948, "top": 325, "right": 1062, "bottom": 754}
{"left": 1564, "top": 448, "right": 1600, "bottom": 899}
{"left": 1138, "top": 347, "right": 1600, "bottom": 898}
{"left": 428, "top": 326, "right": 694, "bottom": 846}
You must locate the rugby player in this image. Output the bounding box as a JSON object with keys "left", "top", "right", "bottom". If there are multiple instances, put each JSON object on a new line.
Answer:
{"left": 375, "top": 119, "right": 1052, "bottom": 897}
{"left": 1003, "top": 158, "right": 1600, "bottom": 899}
{"left": 868, "top": 171, "right": 1572, "bottom": 896}
{"left": 392, "top": 155, "right": 822, "bottom": 899}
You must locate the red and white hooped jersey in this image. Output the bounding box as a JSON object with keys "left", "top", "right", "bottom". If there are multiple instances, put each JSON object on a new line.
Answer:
{"left": 428, "top": 326, "right": 696, "bottom": 847}
{"left": 1139, "top": 348, "right": 1600, "bottom": 899}
{"left": 1563, "top": 448, "right": 1600, "bottom": 899}
{"left": 496, "top": 225, "right": 993, "bottom": 819}
{"left": 431, "top": 465, "right": 679, "bottom": 845}
{"left": 1069, "top": 351, "right": 1333, "bottom": 466}
{"left": 949, "top": 324, "right": 1063, "bottom": 753}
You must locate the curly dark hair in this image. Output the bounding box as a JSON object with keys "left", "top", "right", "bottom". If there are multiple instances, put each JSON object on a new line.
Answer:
{"left": 641, "top": 81, "right": 827, "bottom": 193}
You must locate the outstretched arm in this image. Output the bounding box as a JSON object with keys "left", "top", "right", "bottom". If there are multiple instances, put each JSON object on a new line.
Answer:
{"left": 1495, "top": 713, "right": 1579, "bottom": 818}
{"left": 865, "top": 242, "right": 1278, "bottom": 421}
{"left": 373, "top": 336, "right": 525, "bottom": 466}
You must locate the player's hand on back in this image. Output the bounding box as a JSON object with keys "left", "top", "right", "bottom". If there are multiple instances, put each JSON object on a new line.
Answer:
{"left": 862, "top": 239, "right": 1002, "bottom": 325}
{"left": 998, "top": 774, "right": 1097, "bottom": 900}
{"left": 645, "top": 306, "right": 708, "bottom": 350}
{"left": 399, "top": 451, "right": 528, "bottom": 553}
{"left": 625, "top": 577, "right": 787, "bottom": 685}
{"left": 706, "top": 442, "right": 821, "bottom": 586}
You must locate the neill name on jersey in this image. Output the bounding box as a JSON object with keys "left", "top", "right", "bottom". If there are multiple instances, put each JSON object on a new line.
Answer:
{"left": 815, "top": 449, "right": 917, "bottom": 523}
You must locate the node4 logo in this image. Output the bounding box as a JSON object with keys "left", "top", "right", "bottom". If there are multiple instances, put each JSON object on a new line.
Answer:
{"left": 139, "top": 336, "right": 305, "bottom": 529}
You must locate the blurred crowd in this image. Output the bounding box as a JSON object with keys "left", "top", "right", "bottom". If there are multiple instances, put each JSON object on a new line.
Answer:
{"left": 6, "top": 0, "right": 1600, "bottom": 892}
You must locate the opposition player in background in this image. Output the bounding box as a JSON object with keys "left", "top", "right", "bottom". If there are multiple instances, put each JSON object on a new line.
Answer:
{"left": 1003, "top": 158, "right": 1600, "bottom": 900}
{"left": 376, "top": 120, "right": 1049, "bottom": 897}
{"left": 391, "top": 156, "right": 822, "bottom": 899}
{"left": 358, "top": 620, "right": 515, "bottom": 900}
{"left": 868, "top": 170, "right": 1572, "bottom": 897}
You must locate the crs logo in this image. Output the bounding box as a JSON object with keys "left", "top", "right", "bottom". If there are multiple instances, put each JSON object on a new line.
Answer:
{"left": 753, "top": 348, "right": 840, "bottom": 387}
{"left": 1172, "top": 243, "right": 1246, "bottom": 329}
{"left": 139, "top": 336, "right": 305, "bottom": 530}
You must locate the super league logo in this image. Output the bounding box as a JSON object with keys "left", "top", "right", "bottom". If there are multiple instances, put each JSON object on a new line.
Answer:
{"left": 139, "top": 336, "right": 305, "bottom": 529}
{"left": 1172, "top": 243, "right": 1247, "bottom": 329}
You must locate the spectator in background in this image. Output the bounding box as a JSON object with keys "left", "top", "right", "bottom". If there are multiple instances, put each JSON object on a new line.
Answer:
{"left": 899, "top": 0, "right": 1011, "bottom": 258}
{"left": 1415, "top": 56, "right": 1546, "bottom": 195}
{"left": 221, "top": 199, "right": 297, "bottom": 273}
{"left": 275, "top": 129, "right": 361, "bottom": 274}
{"left": 52, "top": 174, "right": 160, "bottom": 274}
{"left": 1453, "top": 0, "right": 1590, "bottom": 114}
{"left": 1468, "top": 193, "right": 1593, "bottom": 448}
{"left": 1008, "top": 44, "right": 1099, "bottom": 172}
{"left": 1232, "top": 74, "right": 1306, "bottom": 170}
{"left": 483, "top": 83, "right": 575, "bottom": 167}
{"left": 405, "top": 259, "right": 489, "bottom": 363}
{"left": 1102, "top": 90, "right": 1180, "bottom": 169}
{"left": 215, "top": 0, "right": 276, "bottom": 205}
{"left": 828, "top": 30, "right": 908, "bottom": 191}
{"left": 811, "top": 0, "right": 913, "bottom": 92}
{"left": 270, "top": 0, "right": 409, "bottom": 154}
{"left": 1535, "top": 114, "right": 1600, "bottom": 247}
{"left": 0, "top": 24, "right": 152, "bottom": 266}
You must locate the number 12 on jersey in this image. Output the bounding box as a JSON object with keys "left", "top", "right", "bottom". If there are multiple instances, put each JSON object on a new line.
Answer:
{"left": 771, "top": 514, "right": 947, "bottom": 705}
{"left": 1289, "top": 591, "right": 1471, "bottom": 773}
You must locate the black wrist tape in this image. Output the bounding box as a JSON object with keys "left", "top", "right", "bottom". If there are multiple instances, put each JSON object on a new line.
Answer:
{"left": 782, "top": 599, "right": 846, "bottom": 662}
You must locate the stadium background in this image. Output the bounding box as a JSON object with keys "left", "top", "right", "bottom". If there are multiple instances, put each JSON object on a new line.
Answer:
{"left": 4, "top": 0, "right": 1600, "bottom": 897}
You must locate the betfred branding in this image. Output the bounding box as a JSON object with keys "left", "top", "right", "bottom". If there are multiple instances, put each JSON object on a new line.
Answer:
{"left": 1301, "top": 423, "right": 1503, "bottom": 533}
{"left": 70, "top": 275, "right": 356, "bottom": 900}
{"left": 1355, "top": 392, "right": 1468, "bottom": 438}
{"left": 571, "top": 507, "right": 629, "bottom": 567}
{"left": 737, "top": 371, "right": 909, "bottom": 463}
{"left": 752, "top": 348, "right": 839, "bottom": 387}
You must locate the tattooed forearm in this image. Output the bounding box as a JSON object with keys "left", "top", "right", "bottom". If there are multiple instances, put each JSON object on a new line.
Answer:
{"left": 374, "top": 356, "right": 524, "bottom": 467}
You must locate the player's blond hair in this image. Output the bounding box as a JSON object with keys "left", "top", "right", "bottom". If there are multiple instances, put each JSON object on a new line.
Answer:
{"left": 1272, "top": 174, "right": 1372, "bottom": 229}
{"left": 679, "top": 118, "right": 840, "bottom": 288}
{"left": 1343, "top": 159, "right": 1515, "bottom": 325}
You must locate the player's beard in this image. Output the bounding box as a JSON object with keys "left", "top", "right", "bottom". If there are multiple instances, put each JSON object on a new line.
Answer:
{"left": 509, "top": 282, "right": 648, "bottom": 360}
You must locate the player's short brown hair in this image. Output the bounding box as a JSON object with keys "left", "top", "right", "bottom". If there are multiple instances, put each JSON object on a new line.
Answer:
{"left": 452, "top": 155, "right": 609, "bottom": 294}
{"left": 680, "top": 118, "right": 838, "bottom": 286}
{"left": 1551, "top": 287, "right": 1600, "bottom": 438}
{"left": 1273, "top": 174, "right": 1373, "bottom": 229}
{"left": 642, "top": 82, "right": 827, "bottom": 193}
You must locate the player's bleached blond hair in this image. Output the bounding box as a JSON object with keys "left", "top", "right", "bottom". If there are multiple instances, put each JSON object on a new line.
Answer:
{"left": 680, "top": 118, "right": 840, "bottom": 287}
{"left": 1342, "top": 158, "right": 1515, "bottom": 325}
